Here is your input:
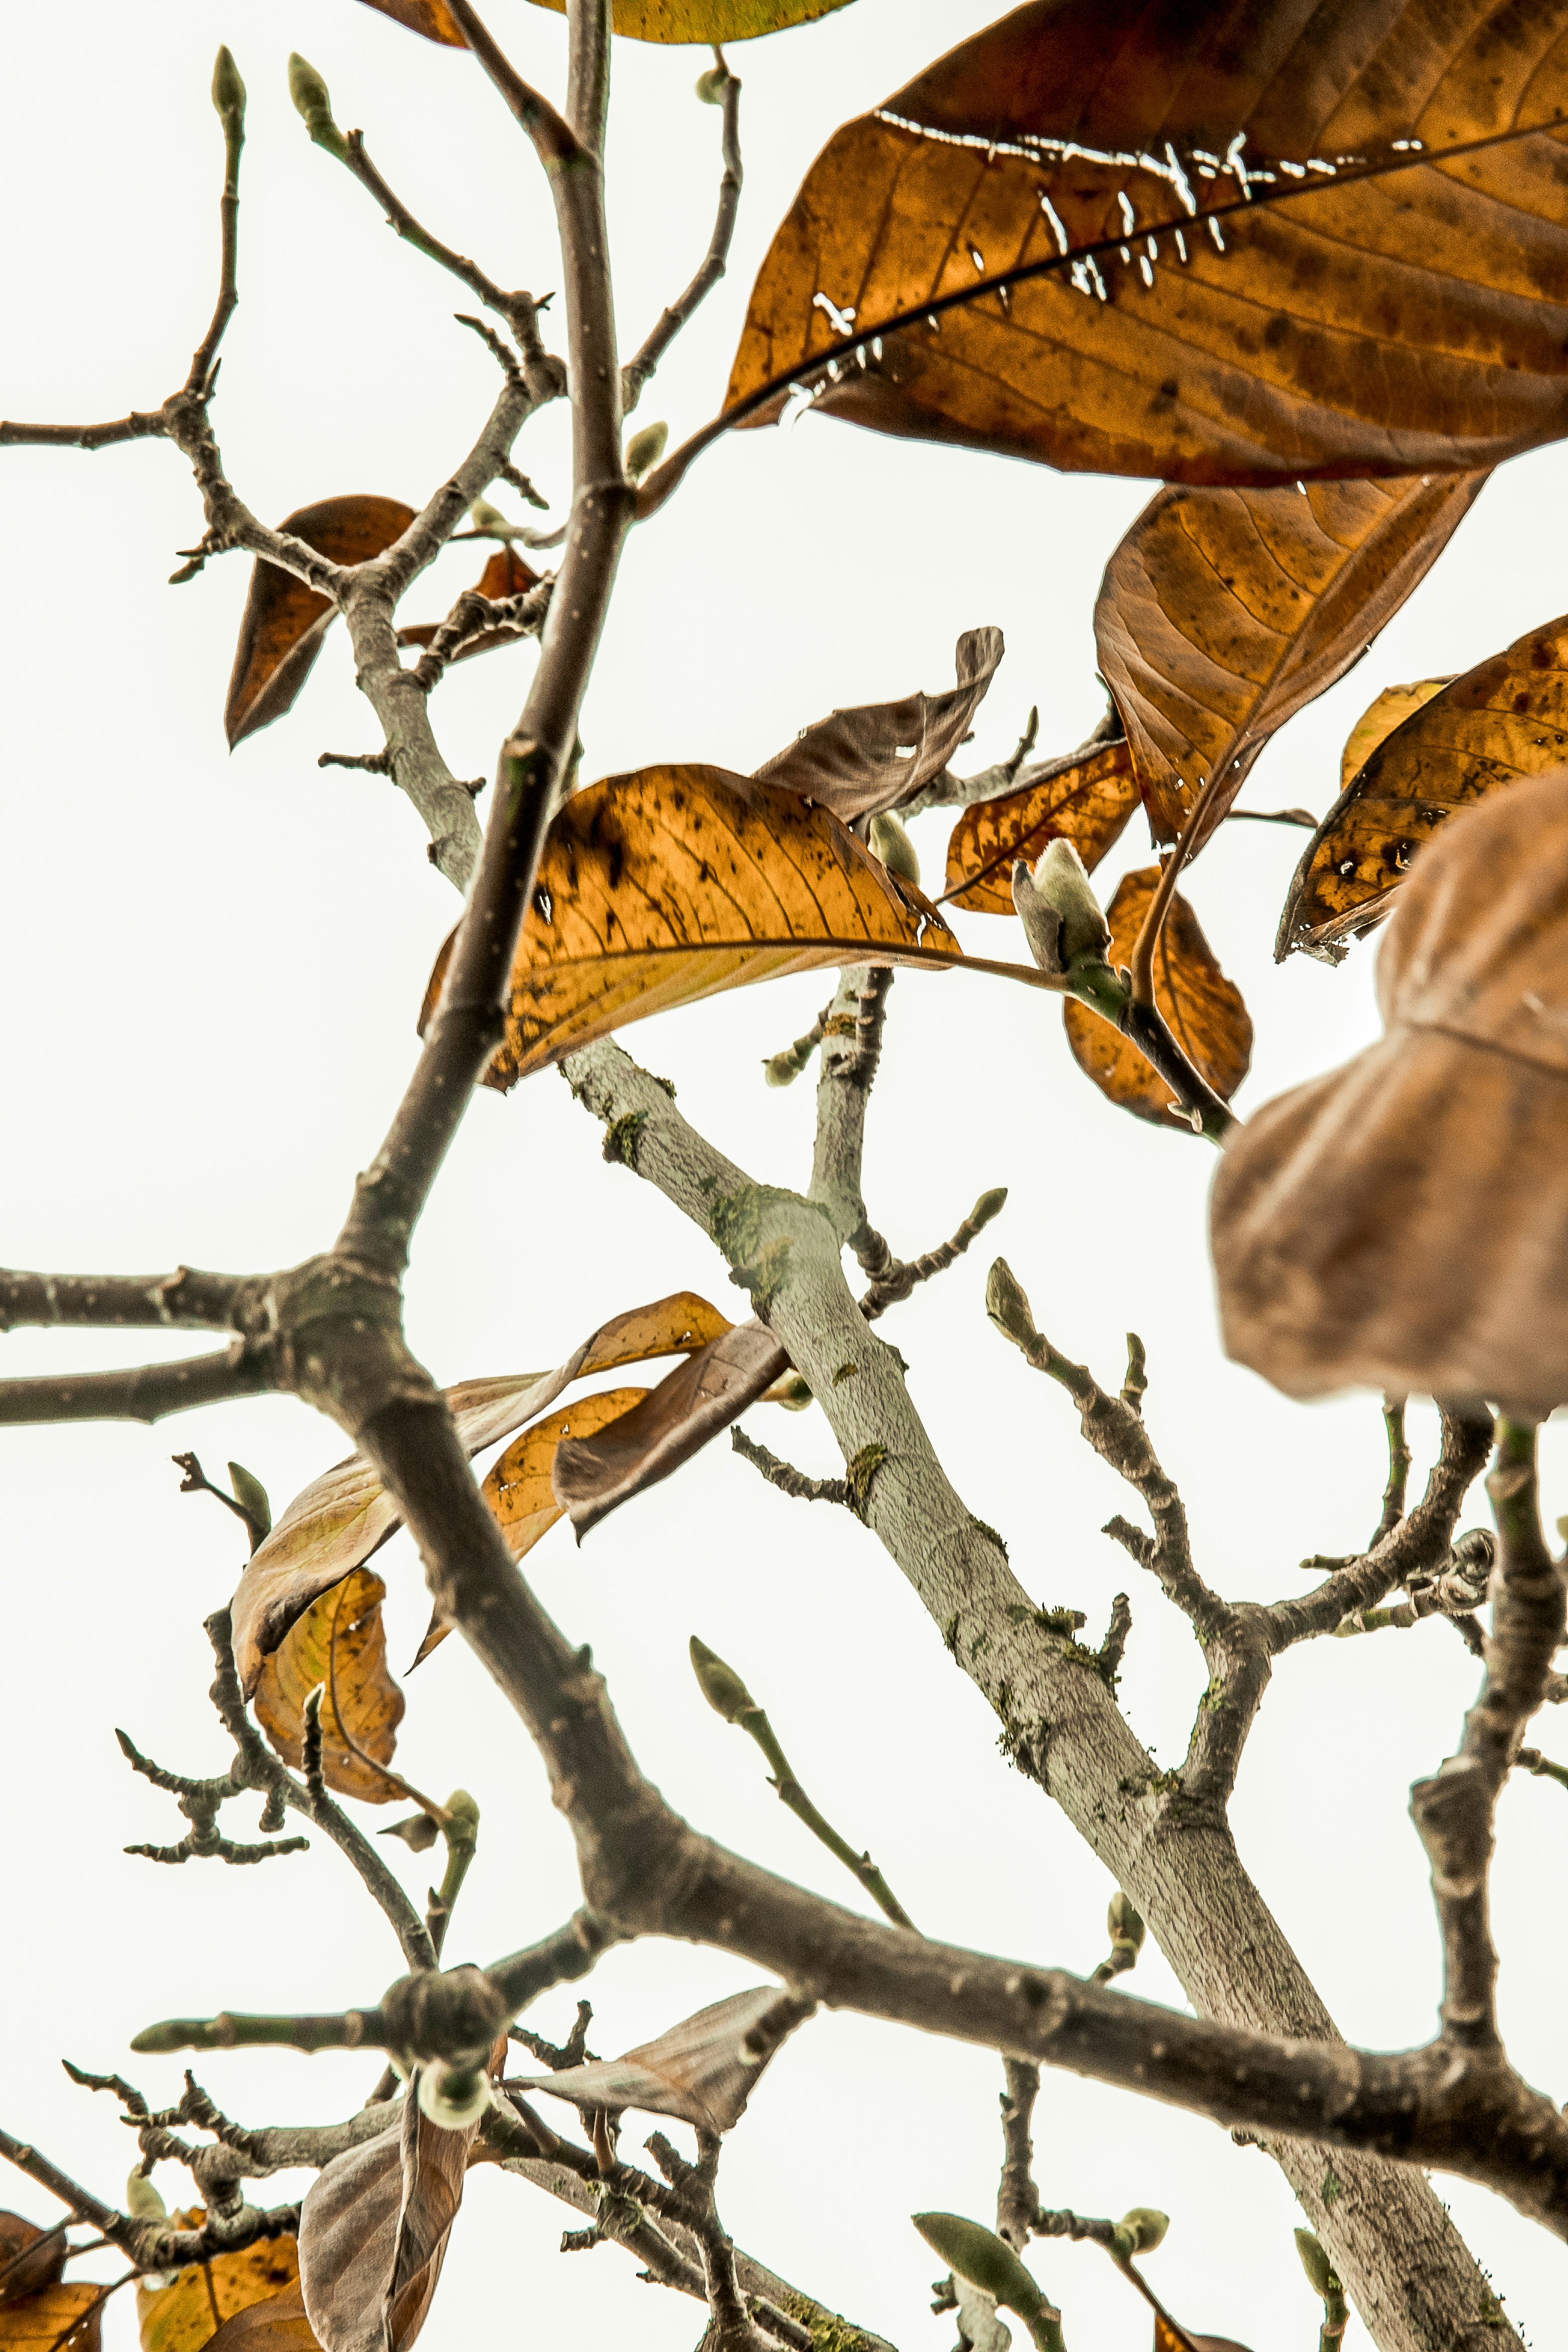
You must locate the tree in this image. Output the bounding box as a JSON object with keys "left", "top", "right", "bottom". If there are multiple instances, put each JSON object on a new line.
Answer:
{"left": 4, "top": 4, "right": 1568, "bottom": 2350}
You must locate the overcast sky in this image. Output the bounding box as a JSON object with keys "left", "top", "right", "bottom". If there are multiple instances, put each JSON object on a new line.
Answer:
{"left": 3, "top": 6, "right": 1565, "bottom": 2349}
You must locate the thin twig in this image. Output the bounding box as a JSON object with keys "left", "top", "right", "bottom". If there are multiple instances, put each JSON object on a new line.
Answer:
{"left": 622, "top": 65, "right": 742, "bottom": 413}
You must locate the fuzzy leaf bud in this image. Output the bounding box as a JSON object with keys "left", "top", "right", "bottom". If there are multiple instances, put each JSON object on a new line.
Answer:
{"left": 1295, "top": 2229, "right": 1343, "bottom": 2302}
{"left": 695, "top": 66, "right": 729, "bottom": 104}
{"left": 912, "top": 2215, "right": 1042, "bottom": 2320}
{"left": 211, "top": 47, "right": 247, "bottom": 131}
{"left": 1106, "top": 1889, "right": 1145, "bottom": 1952}
{"left": 868, "top": 812, "right": 921, "bottom": 887}
{"left": 985, "top": 1256, "right": 1038, "bottom": 1354}
{"left": 624, "top": 420, "right": 669, "bottom": 483}
{"left": 126, "top": 2171, "right": 168, "bottom": 2222}
{"left": 417, "top": 2062, "right": 491, "bottom": 2130}
{"left": 1012, "top": 838, "right": 1111, "bottom": 977}
{"left": 287, "top": 54, "right": 348, "bottom": 160}
{"left": 227, "top": 1459, "right": 271, "bottom": 1541}
{"left": 690, "top": 1635, "right": 755, "bottom": 1723}
{"left": 1111, "top": 2208, "right": 1168, "bottom": 2259}
{"left": 968, "top": 1186, "right": 1008, "bottom": 1232}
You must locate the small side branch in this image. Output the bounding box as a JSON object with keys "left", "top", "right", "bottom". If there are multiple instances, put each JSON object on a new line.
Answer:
{"left": 0, "top": 1342, "right": 272, "bottom": 1427}
{"left": 731, "top": 1427, "right": 850, "bottom": 1511}
{"left": 0, "top": 1265, "right": 244, "bottom": 1332}
{"left": 859, "top": 1186, "right": 1008, "bottom": 1323}
{"left": 622, "top": 64, "right": 743, "bottom": 414}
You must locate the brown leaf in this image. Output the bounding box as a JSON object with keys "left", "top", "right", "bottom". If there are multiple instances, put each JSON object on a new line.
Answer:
{"left": 1063, "top": 868, "right": 1250, "bottom": 1126}
{"left": 725, "top": 6, "right": 1568, "bottom": 484}
{"left": 299, "top": 2102, "right": 473, "bottom": 2352}
{"left": 943, "top": 739, "right": 1139, "bottom": 914}
{"left": 1213, "top": 765, "right": 1568, "bottom": 1414}
{"left": 419, "top": 766, "right": 966, "bottom": 1090}
{"left": 355, "top": 1, "right": 467, "bottom": 41}
{"left": 252, "top": 1568, "right": 405, "bottom": 1803}
{"left": 0, "top": 2219, "right": 64, "bottom": 2306}
{"left": 1337, "top": 678, "right": 1453, "bottom": 793}
{"left": 395, "top": 547, "right": 541, "bottom": 665}
{"left": 511, "top": 1985, "right": 802, "bottom": 2133}
{"left": 1153, "top": 2321, "right": 1255, "bottom": 2352}
{"left": 414, "top": 1387, "right": 651, "bottom": 1667}
{"left": 225, "top": 499, "right": 415, "bottom": 748}
{"left": 232, "top": 1294, "right": 729, "bottom": 1690}
{"left": 754, "top": 629, "right": 1003, "bottom": 821}
{"left": 205, "top": 2285, "right": 320, "bottom": 2352}
{"left": 139, "top": 2234, "right": 301, "bottom": 2352}
{"left": 362, "top": 0, "right": 853, "bottom": 38}
{"left": 552, "top": 1318, "right": 788, "bottom": 1540}
{"left": 0, "top": 2286, "right": 103, "bottom": 2352}
{"left": 1097, "top": 476, "right": 1485, "bottom": 852}
{"left": 1278, "top": 614, "right": 1568, "bottom": 961}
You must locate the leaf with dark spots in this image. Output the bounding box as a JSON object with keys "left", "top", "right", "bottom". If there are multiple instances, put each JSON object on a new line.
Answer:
{"left": 225, "top": 498, "right": 415, "bottom": 748}
{"left": 1063, "top": 868, "right": 1250, "bottom": 1127}
{"left": 139, "top": 2228, "right": 302, "bottom": 2352}
{"left": 943, "top": 738, "right": 1138, "bottom": 914}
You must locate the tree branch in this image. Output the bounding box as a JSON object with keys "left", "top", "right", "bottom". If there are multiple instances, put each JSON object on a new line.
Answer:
{"left": 0, "top": 1266, "right": 245, "bottom": 1331}
{"left": 0, "top": 1343, "right": 271, "bottom": 1427}
{"left": 622, "top": 63, "right": 742, "bottom": 415}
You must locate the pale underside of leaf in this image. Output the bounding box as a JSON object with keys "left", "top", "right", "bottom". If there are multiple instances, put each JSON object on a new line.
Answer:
{"left": 299, "top": 2101, "right": 472, "bottom": 2352}
{"left": 754, "top": 628, "right": 1003, "bottom": 820}
{"left": 510, "top": 1985, "right": 799, "bottom": 2134}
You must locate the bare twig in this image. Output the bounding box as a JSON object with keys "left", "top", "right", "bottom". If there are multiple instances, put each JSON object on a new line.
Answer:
{"left": 622, "top": 64, "right": 742, "bottom": 414}
{"left": 0, "top": 1266, "right": 244, "bottom": 1331}
{"left": 0, "top": 1343, "right": 271, "bottom": 1427}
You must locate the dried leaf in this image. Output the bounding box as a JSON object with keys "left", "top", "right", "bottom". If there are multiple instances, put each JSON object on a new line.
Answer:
{"left": 754, "top": 629, "right": 1003, "bottom": 821}
{"left": 943, "top": 739, "right": 1138, "bottom": 914}
{"left": 414, "top": 1387, "right": 651, "bottom": 1667}
{"left": 205, "top": 2285, "right": 320, "bottom": 2352}
{"left": 553, "top": 1318, "right": 788, "bottom": 1540}
{"left": 1214, "top": 766, "right": 1568, "bottom": 1414}
{"left": 396, "top": 547, "right": 541, "bottom": 665}
{"left": 726, "top": 6, "right": 1568, "bottom": 484}
{"left": 0, "top": 2287, "right": 103, "bottom": 2352}
{"left": 1097, "top": 476, "right": 1485, "bottom": 852}
{"left": 361, "top": 0, "right": 852, "bottom": 39}
{"left": 225, "top": 499, "right": 414, "bottom": 748}
{"left": 253, "top": 1569, "right": 405, "bottom": 1803}
{"left": 139, "top": 2233, "right": 301, "bottom": 2352}
{"left": 511, "top": 1985, "right": 801, "bottom": 2133}
{"left": 232, "top": 1294, "right": 729, "bottom": 1690}
{"left": 1153, "top": 2321, "right": 1254, "bottom": 2352}
{"left": 1278, "top": 615, "right": 1568, "bottom": 960}
{"left": 1337, "top": 678, "right": 1452, "bottom": 792}
{"left": 299, "top": 2100, "right": 473, "bottom": 2352}
{"left": 0, "top": 2219, "right": 64, "bottom": 2306}
{"left": 355, "top": 1, "right": 466, "bottom": 40}
{"left": 419, "top": 766, "right": 965, "bottom": 1090}
{"left": 1063, "top": 868, "right": 1250, "bottom": 1126}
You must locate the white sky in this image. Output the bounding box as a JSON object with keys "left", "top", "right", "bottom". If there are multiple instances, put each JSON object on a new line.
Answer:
{"left": 2, "top": 5, "right": 1565, "bottom": 2348}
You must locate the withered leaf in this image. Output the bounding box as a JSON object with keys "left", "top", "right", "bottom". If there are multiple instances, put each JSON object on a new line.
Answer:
{"left": 553, "top": 1318, "right": 788, "bottom": 1540}
{"left": 0, "top": 2287, "right": 102, "bottom": 2352}
{"left": 139, "top": 2231, "right": 301, "bottom": 2352}
{"left": 0, "top": 2218, "right": 63, "bottom": 2306}
{"left": 415, "top": 1386, "right": 651, "bottom": 1667}
{"left": 510, "top": 1984, "right": 802, "bottom": 2133}
{"left": 1153, "top": 2322, "right": 1254, "bottom": 2352}
{"left": 419, "top": 766, "right": 965, "bottom": 1090}
{"left": 1337, "top": 678, "right": 1452, "bottom": 793}
{"left": 1063, "top": 868, "right": 1250, "bottom": 1127}
{"left": 1214, "top": 766, "right": 1568, "bottom": 1414}
{"left": 755, "top": 629, "right": 1002, "bottom": 822}
{"left": 362, "top": 0, "right": 853, "bottom": 40}
{"left": 205, "top": 2285, "right": 320, "bottom": 2352}
{"left": 1097, "top": 476, "right": 1485, "bottom": 852}
{"left": 232, "top": 1293, "right": 729, "bottom": 1690}
{"left": 396, "top": 547, "right": 541, "bottom": 666}
{"left": 299, "top": 2100, "right": 473, "bottom": 2352}
{"left": 725, "top": 4, "right": 1568, "bottom": 484}
{"left": 253, "top": 1568, "right": 405, "bottom": 1804}
{"left": 943, "top": 739, "right": 1138, "bottom": 914}
{"left": 225, "top": 499, "right": 414, "bottom": 749}
{"left": 1278, "top": 615, "right": 1568, "bottom": 961}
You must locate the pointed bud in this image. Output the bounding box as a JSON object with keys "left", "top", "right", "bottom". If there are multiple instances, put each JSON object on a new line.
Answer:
{"left": 690, "top": 1635, "right": 755, "bottom": 1723}
{"left": 1111, "top": 2208, "right": 1167, "bottom": 2258}
{"left": 126, "top": 2171, "right": 168, "bottom": 2222}
{"left": 417, "top": 2062, "right": 491, "bottom": 2130}
{"left": 868, "top": 812, "right": 921, "bottom": 887}
{"left": 763, "top": 1371, "right": 814, "bottom": 1411}
{"left": 1295, "top": 2229, "right": 1342, "bottom": 2301}
{"left": 380, "top": 1810, "right": 440, "bottom": 1853}
{"left": 695, "top": 66, "right": 729, "bottom": 104}
{"left": 1016, "top": 838, "right": 1111, "bottom": 976}
{"left": 287, "top": 54, "right": 348, "bottom": 160}
{"left": 211, "top": 48, "right": 247, "bottom": 130}
{"left": 969, "top": 1186, "right": 1008, "bottom": 1232}
{"left": 911, "top": 2215, "right": 1043, "bottom": 2321}
{"left": 469, "top": 497, "right": 510, "bottom": 535}
{"left": 1106, "top": 1890, "right": 1145, "bottom": 1952}
{"left": 227, "top": 1459, "right": 270, "bottom": 1541}
{"left": 625, "top": 420, "right": 669, "bottom": 483}
{"left": 986, "top": 1257, "right": 1038, "bottom": 1353}
{"left": 443, "top": 1788, "right": 480, "bottom": 1852}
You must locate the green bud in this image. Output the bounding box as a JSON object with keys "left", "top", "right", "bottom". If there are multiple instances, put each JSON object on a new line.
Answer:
{"left": 417, "top": 2062, "right": 491, "bottom": 2130}
{"left": 695, "top": 66, "right": 729, "bottom": 105}
{"left": 126, "top": 2171, "right": 168, "bottom": 2222}
{"left": 1107, "top": 1890, "right": 1145, "bottom": 1952}
{"left": 985, "top": 1256, "right": 1038, "bottom": 1354}
{"left": 211, "top": 47, "right": 247, "bottom": 129}
{"left": 444, "top": 1788, "right": 481, "bottom": 1834}
{"left": 868, "top": 812, "right": 921, "bottom": 887}
{"left": 470, "top": 497, "right": 509, "bottom": 534}
{"left": 287, "top": 54, "right": 348, "bottom": 160}
{"left": 767, "top": 1371, "right": 814, "bottom": 1411}
{"left": 1295, "top": 2229, "right": 1343, "bottom": 2302}
{"left": 912, "top": 2215, "right": 1042, "bottom": 2321}
{"left": 1112, "top": 2208, "right": 1168, "bottom": 2258}
{"left": 380, "top": 1810, "right": 440, "bottom": 1853}
{"left": 227, "top": 1459, "right": 271, "bottom": 1541}
{"left": 969, "top": 1186, "right": 1008, "bottom": 1232}
{"left": 690, "top": 1635, "right": 755, "bottom": 1723}
{"left": 624, "top": 420, "right": 669, "bottom": 483}
{"left": 1012, "top": 838, "right": 1112, "bottom": 978}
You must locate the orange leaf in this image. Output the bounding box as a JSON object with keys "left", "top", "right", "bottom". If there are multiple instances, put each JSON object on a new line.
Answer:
{"left": 353, "top": 2, "right": 467, "bottom": 43}
{"left": 205, "top": 2285, "right": 320, "bottom": 2352}
{"left": 0, "top": 2286, "right": 104, "bottom": 2352}
{"left": 252, "top": 1567, "right": 405, "bottom": 1804}
{"left": 943, "top": 739, "right": 1139, "bottom": 914}
{"left": 1063, "top": 868, "right": 1250, "bottom": 1127}
{"left": 225, "top": 498, "right": 414, "bottom": 747}
{"left": 0, "top": 2218, "right": 64, "bottom": 2306}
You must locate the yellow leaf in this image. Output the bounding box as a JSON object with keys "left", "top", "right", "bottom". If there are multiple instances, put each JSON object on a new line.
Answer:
{"left": 139, "top": 2234, "right": 300, "bottom": 2352}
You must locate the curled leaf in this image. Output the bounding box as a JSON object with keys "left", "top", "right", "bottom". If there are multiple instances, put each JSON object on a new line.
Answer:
{"left": 943, "top": 738, "right": 1138, "bottom": 914}
{"left": 1214, "top": 766, "right": 1568, "bottom": 1414}
{"left": 252, "top": 1567, "right": 405, "bottom": 1803}
{"left": 1063, "top": 869, "right": 1250, "bottom": 1126}
{"left": 225, "top": 499, "right": 414, "bottom": 747}
{"left": 755, "top": 629, "right": 1003, "bottom": 821}
{"left": 299, "top": 2098, "right": 473, "bottom": 2352}
{"left": 510, "top": 1985, "right": 804, "bottom": 2134}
